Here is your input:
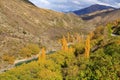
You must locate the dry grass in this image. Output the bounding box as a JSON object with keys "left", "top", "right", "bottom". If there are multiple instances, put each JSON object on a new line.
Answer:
{"left": 0, "top": 0, "right": 95, "bottom": 68}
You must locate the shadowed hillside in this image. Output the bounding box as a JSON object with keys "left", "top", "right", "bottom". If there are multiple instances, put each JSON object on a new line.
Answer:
{"left": 81, "top": 9, "right": 120, "bottom": 26}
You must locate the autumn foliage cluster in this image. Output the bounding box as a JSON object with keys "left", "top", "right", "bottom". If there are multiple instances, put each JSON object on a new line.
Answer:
{"left": 1, "top": 21, "right": 120, "bottom": 80}
{"left": 60, "top": 32, "right": 91, "bottom": 58}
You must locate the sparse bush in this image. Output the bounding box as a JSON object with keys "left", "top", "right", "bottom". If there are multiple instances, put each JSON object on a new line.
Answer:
{"left": 93, "top": 26, "right": 104, "bottom": 39}
{"left": 19, "top": 44, "right": 40, "bottom": 57}
{"left": 2, "top": 54, "right": 15, "bottom": 64}
{"left": 73, "top": 43, "right": 85, "bottom": 56}
{"left": 19, "top": 47, "right": 32, "bottom": 57}
{"left": 26, "top": 44, "right": 40, "bottom": 55}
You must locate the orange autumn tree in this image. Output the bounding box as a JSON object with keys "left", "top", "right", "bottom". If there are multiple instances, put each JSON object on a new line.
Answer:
{"left": 61, "top": 36, "right": 68, "bottom": 51}
{"left": 38, "top": 48, "right": 46, "bottom": 62}
{"left": 41, "top": 48, "right": 46, "bottom": 60}
{"left": 84, "top": 34, "right": 91, "bottom": 58}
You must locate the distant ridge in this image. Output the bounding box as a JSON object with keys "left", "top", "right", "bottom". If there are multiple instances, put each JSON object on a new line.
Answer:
{"left": 73, "top": 4, "right": 116, "bottom": 15}
{"left": 83, "top": 9, "right": 120, "bottom": 26}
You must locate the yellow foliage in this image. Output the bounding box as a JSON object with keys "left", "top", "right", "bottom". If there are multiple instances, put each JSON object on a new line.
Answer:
{"left": 26, "top": 44, "right": 40, "bottom": 55}
{"left": 20, "top": 48, "right": 32, "bottom": 57}
{"left": 84, "top": 35, "right": 91, "bottom": 58}
{"left": 68, "top": 47, "right": 75, "bottom": 53}
{"left": 19, "top": 44, "right": 40, "bottom": 57}
{"left": 38, "top": 48, "right": 46, "bottom": 62}
{"left": 41, "top": 48, "right": 46, "bottom": 60}
{"left": 61, "top": 36, "right": 68, "bottom": 51}
{"left": 58, "top": 39, "right": 61, "bottom": 44}
{"left": 2, "top": 54, "right": 15, "bottom": 64}
{"left": 37, "top": 69, "right": 57, "bottom": 79}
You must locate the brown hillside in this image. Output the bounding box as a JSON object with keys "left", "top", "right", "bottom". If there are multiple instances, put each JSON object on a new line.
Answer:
{"left": 81, "top": 9, "right": 120, "bottom": 26}
{"left": 0, "top": 0, "right": 95, "bottom": 68}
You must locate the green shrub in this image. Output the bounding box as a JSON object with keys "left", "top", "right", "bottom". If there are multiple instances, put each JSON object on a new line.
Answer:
{"left": 19, "top": 44, "right": 40, "bottom": 57}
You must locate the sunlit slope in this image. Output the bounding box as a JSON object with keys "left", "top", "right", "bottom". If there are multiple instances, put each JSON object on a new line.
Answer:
{"left": 0, "top": 0, "right": 95, "bottom": 67}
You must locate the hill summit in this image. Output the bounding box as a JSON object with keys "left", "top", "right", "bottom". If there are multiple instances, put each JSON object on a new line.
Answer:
{"left": 73, "top": 4, "right": 115, "bottom": 15}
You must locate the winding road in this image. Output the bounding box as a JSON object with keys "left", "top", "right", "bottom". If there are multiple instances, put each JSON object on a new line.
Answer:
{"left": 0, "top": 42, "right": 74, "bottom": 74}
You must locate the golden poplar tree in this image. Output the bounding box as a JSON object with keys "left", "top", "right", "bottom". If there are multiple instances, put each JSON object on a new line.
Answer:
{"left": 38, "top": 48, "right": 46, "bottom": 62}
{"left": 61, "top": 36, "right": 68, "bottom": 51}
{"left": 41, "top": 48, "right": 46, "bottom": 60}
{"left": 84, "top": 35, "right": 90, "bottom": 58}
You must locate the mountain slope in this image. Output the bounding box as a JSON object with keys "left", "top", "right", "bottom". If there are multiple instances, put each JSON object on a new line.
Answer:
{"left": 0, "top": 20, "right": 120, "bottom": 79}
{"left": 0, "top": 0, "right": 95, "bottom": 68}
{"left": 73, "top": 4, "right": 115, "bottom": 15}
{"left": 84, "top": 9, "right": 120, "bottom": 25}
